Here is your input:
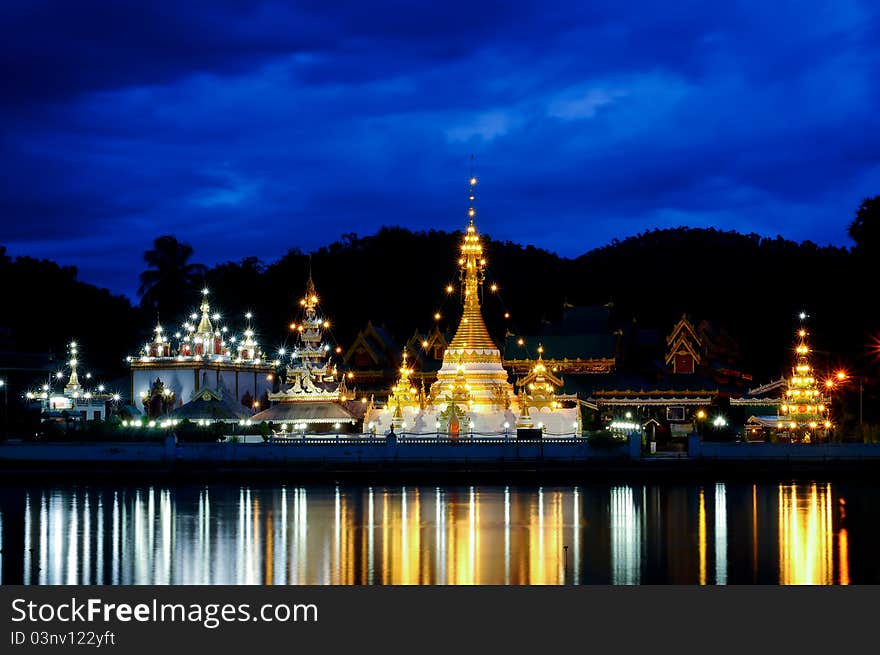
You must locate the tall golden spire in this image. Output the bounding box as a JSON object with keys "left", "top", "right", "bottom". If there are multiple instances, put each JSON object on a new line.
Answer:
{"left": 448, "top": 174, "right": 496, "bottom": 351}
{"left": 196, "top": 287, "right": 214, "bottom": 336}
{"left": 65, "top": 340, "right": 81, "bottom": 392}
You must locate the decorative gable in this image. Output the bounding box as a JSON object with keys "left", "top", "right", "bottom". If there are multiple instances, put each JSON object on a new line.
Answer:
{"left": 665, "top": 314, "right": 703, "bottom": 374}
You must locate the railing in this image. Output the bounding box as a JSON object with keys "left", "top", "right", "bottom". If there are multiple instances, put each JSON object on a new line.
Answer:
{"left": 264, "top": 432, "right": 592, "bottom": 446}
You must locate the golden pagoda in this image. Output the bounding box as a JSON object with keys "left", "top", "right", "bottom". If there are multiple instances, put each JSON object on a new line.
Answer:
{"left": 366, "top": 172, "right": 580, "bottom": 437}
{"left": 427, "top": 176, "right": 515, "bottom": 410}
{"left": 777, "top": 314, "right": 831, "bottom": 442}
{"left": 517, "top": 346, "right": 565, "bottom": 411}
{"left": 385, "top": 350, "right": 424, "bottom": 413}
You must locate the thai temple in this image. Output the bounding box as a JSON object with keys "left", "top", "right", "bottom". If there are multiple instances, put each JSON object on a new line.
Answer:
{"left": 365, "top": 176, "right": 581, "bottom": 437}
{"left": 776, "top": 314, "right": 832, "bottom": 442}
{"left": 128, "top": 288, "right": 273, "bottom": 420}
{"left": 252, "top": 275, "right": 365, "bottom": 432}
{"left": 27, "top": 340, "right": 119, "bottom": 421}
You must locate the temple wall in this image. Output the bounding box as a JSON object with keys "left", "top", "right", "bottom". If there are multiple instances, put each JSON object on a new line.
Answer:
{"left": 131, "top": 365, "right": 273, "bottom": 409}
{"left": 366, "top": 405, "right": 580, "bottom": 437}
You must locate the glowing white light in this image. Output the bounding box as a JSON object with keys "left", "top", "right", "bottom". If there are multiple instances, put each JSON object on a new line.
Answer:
{"left": 610, "top": 421, "right": 640, "bottom": 430}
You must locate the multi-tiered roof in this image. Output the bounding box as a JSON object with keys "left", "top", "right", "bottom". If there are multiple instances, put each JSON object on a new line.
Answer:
{"left": 254, "top": 275, "right": 363, "bottom": 429}
{"left": 777, "top": 314, "right": 831, "bottom": 441}
{"left": 132, "top": 288, "right": 265, "bottom": 366}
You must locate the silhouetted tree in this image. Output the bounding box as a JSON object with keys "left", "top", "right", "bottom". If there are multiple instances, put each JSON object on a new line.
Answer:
{"left": 138, "top": 235, "right": 207, "bottom": 317}
{"left": 848, "top": 196, "right": 880, "bottom": 256}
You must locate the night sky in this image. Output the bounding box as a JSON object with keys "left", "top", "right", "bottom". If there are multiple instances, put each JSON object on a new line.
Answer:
{"left": 3, "top": 1, "right": 880, "bottom": 299}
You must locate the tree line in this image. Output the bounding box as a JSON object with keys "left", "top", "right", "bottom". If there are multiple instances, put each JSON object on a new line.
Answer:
{"left": 2, "top": 197, "right": 879, "bottom": 390}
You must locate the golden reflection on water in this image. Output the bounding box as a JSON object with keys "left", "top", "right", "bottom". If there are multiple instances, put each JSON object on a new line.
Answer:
{"left": 777, "top": 482, "right": 846, "bottom": 585}
{"left": 0, "top": 482, "right": 858, "bottom": 585}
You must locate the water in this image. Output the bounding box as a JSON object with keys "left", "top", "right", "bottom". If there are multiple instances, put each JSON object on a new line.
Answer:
{"left": 0, "top": 481, "right": 876, "bottom": 584}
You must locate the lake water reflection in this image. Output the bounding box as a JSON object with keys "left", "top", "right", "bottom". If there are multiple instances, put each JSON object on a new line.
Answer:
{"left": 0, "top": 481, "right": 875, "bottom": 584}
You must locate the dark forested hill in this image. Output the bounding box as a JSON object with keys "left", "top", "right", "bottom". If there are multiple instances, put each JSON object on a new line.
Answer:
{"left": 3, "top": 218, "right": 877, "bottom": 388}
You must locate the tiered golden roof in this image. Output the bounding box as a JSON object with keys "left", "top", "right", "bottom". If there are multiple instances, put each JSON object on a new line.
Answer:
{"left": 517, "top": 347, "right": 564, "bottom": 410}
{"left": 777, "top": 315, "right": 831, "bottom": 439}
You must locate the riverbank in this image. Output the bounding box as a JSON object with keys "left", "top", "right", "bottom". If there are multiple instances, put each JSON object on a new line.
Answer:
{"left": 1, "top": 433, "right": 879, "bottom": 482}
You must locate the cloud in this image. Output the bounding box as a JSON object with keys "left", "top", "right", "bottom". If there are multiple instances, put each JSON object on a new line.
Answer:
{"left": 2, "top": 0, "right": 880, "bottom": 296}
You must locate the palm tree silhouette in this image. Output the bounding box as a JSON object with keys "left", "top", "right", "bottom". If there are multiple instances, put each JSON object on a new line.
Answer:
{"left": 138, "top": 235, "right": 207, "bottom": 316}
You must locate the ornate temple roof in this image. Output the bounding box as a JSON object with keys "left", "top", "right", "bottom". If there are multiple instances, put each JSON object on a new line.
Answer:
{"left": 130, "top": 287, "right": 267, "bottom": 368}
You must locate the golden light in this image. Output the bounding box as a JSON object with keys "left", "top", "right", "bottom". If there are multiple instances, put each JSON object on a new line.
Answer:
{"left": 537, "top": 345, "right": 544, "bottom": 354}
{"left": 434, "top": 312, "right": 441, "bottom": 320}
{"left": 335, "top": 346, "right": 343, "bottom": 354}
{"left": 490, "top": 283, "right": 498, "bottom": 292}
{"left": 836, "top": 370, "right": 847, "bottom": 381}
{"left": 696, "top": 409, "right": 706, "bottom": 419}
{"left": 517, "top": 338, "right": 524, "bottom": 346}
{"left": 504, "top": 312, "right": 510, "bottom": 319}
{"left": 825, "top": 379, "right": 835, "bottom": 388}
{"left": 798, "top": 329, "right": 806, "bottom": 337}
{"left": 347, "top": 372, "right": 354, "bottom": 379}
{"left": 311, "top": 295, "right": 318, "bottom": 303}
{"left": 323, "top": 320, "right": 330, "bottom": 328}
{"left": 470, "top": 177, "right": 477, "bottom": 186}
{"left": 253, "top": 402, "right": 260, "bottom": 409}
{"left": 422, "top": 340, "right": 429, "bottom": 348}
{"left": 266, "top": 374, "right": 273, "bottom": 381}
{"left": 446, "top": 285, "right": 454, "bottom": 293}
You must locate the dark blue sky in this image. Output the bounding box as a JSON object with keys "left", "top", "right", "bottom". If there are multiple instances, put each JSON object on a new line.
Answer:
{"left": 2, "top": 1, "right": 879, "bottom": 299}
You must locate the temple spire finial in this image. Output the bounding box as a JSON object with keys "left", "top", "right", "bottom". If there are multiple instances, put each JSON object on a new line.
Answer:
{"left": 65, "top": 340, "right": 81, "bottom": 392}
{"left": 196, "top": 287, "right": 213, "bottom": 336}
{"left": 467, "top": 153, "right": 477, "bottom": 227}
